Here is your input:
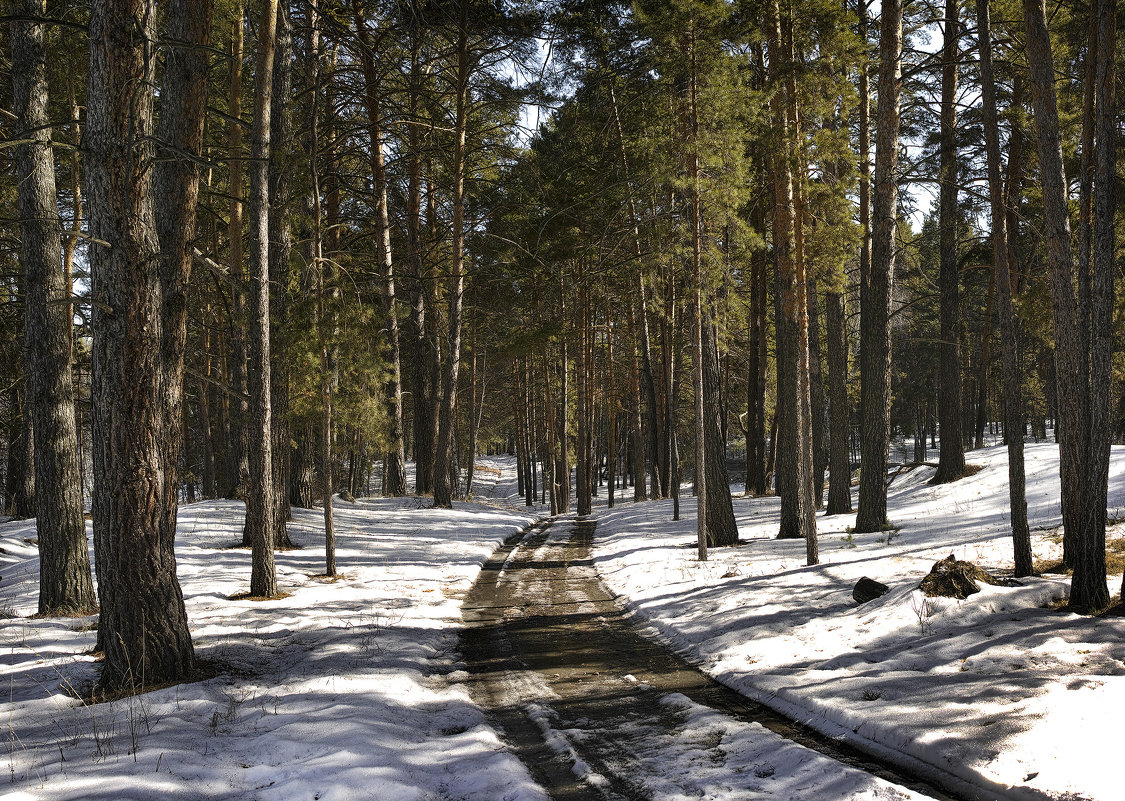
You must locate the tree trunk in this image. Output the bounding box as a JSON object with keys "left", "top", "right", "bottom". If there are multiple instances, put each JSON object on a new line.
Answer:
{"left": 7, "top": 387, "right": 36, "bottom": 519}
{"left": 354, "top": 1, "right": 407, "bottom": 497}
{"left": 807, "top": 270, "right": 827, "bottom": 505}
{"left": 1021, "top": 0, "right": 1111, "bottom": 611}
{"left": 855, "top": 0, "right": 902, "bottom": 533}
{"left": 432, "top": 3, "right": 469, "bottom": 509}
{"left": 767, "top": 0, "right": 817, "bottom": 563}
{"left": 975, "top": 0, "right": 1032, "bottom": 576}
{"left": 746, "top": 230, "right": 768, "bottom": 496}
{"left": 577, "top": 288, "right": 592, "bottom": 515}
{"left": 825, "top": 286, "right": 852, "bottom": 513}
{"left": 406, "top": 34, "right": 432, "bottom": 496}
{"left": 638, "top": 278, "right": 664, "bottom": 498}
{"left": 702, "top": 307, "right": 737, "bottom": 545}
{"left": 267, "top": 2, "right": 295, "bottom": 547}
{"left": 87, "top": 0, "right": 194, "bottom": 689}
{"left": 245, "top": 0, "right": 280, "bottom": 597}
{"left": 12, "top": 0, "right": 96, "bottom": 615}
{"left": 629, "top": 304, "right": 647, "bottom": 502}
{"left": 155, "top": 0, "right": 214, "bottom": 565}
{"left": 934, "top": 0, "right": 966, "bottom": 483}
{"left": 1089, "top": 0, "right": 1115, "bottom": 605}
{"left": 227, "top": 1, "right": 250, "bottom": 499}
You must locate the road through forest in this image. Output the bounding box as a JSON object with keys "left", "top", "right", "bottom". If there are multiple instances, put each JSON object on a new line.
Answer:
{"left": 460, "top": 516, "right": 959, "bottom": 801}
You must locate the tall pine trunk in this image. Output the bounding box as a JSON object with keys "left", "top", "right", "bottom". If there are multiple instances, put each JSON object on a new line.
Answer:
{"left": 268, "top": 3, "right": 295, "bottom": 547}
{"left": 155, "top": 0, "right": 213, "bottom": 556}
{"left": 1021, "top": 0, "right": 1112, "bottom": 611}
{"left": 768, "top": 0, "right": 817, "bottom": 562}
{"left": 354, "top": 1, "right": 407, "bottom": 497}
{"left": 975, "top": 0, "right": 1032, "bottom": 575}
{"left": 227, "top": 2, "right": 250, "bottom": 499}
{"left": 855, "top": 0, "right": 902, "bottom": 533}
{"left": 12, "top": 0, "right": 96, "bottom": 616}
{"left": 934, "top": 0, "right": 966, "bottom": 483}
{"left": 245, "top": 0, "right": 280, "bottom": 597}
{"left": 432, "top": 3, "right": 469, "bottom": 509}
{"left": 87, "top": 0, "right": 194, "bottom": 689}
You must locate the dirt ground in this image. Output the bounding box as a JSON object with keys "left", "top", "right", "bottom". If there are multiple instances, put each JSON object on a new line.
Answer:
{"left": 460, "top": 517, "right": 955, "bottom": 800}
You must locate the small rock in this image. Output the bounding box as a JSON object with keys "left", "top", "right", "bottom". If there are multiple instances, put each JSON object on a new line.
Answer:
{"left": 853, "top": 577, "right": 890, "bottom": 604}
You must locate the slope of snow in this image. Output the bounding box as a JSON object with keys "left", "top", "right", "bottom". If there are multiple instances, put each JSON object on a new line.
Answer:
{"left": 0, "top": 498, "right": 546, "bottom": 801}
{"left": 591, "top": 442, "right": 1125, "bottom": 801}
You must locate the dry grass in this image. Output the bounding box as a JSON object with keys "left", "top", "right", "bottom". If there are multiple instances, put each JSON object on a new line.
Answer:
{"left": 1106, "top": 537, "right": 1125, "bottom": 574}
{"left": 227, "top": 591, "right": 293, "bottom": 602}
{"left": 30, "top": 605, "right": 99, "bottom": 620}
{"left": 79, "top": 660, "right": 224, "bottom": 704}
{"left": 308, "top": 573, "right": 351, "bottom": 583}
{"left": 1035, "top": 536, "right": 1125, "bottom": 576}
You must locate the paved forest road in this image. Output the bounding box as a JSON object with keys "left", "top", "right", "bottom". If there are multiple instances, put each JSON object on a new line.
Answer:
{"left": 460, "top": 516, "right": 958, "bottom": 801}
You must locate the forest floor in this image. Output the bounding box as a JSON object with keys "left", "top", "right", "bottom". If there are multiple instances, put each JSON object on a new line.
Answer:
{"left": 1, "top": 441, "right": 1122, "bottom": 800}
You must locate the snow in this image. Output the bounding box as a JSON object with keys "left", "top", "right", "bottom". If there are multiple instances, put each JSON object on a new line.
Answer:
{"left": 2, "top": 442, "right": 1122, "bottom": 800}
{"left": 589, "top": 442, "right": 1125, "bottom": 801}
{"left": 1, "top": 497, "right": 547, "bottom": 801}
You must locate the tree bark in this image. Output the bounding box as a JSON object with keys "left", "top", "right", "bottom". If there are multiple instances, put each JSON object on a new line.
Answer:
{"left": 1090, "top": 0, "right": 1115, "bottom": 605}
{"left": 227, "top": 1, "right": 250, "bottom": 499}
{"left": 975, "top": 0, "right": 1032, "bottom": 576}
{"left": 12, "top": 0, "right": 96, "bottom": 615}
{"left": 87, "top": 0, "right": 194, "bottom": 689}
{"left": 405, "top": 32, "right": 433, "bottom": 495}
{"left": 768, "top": 0, "right": 817, "bottom": 562}
{"left": 855, "top": 0, "right": 902, "bottom": 533}
{"left": 934, "top": 0, "right": 966, "bottom": 483}
{"left": 354, "top": 1, "right": 407, "bottom": 497}
{"left": 432, "top": 2, "right": 469, "bottom": 509}
{"left": 267, "top": 2, "right": 295, "bottom": 547}
{"left": 746, "top": 224, "right": 768, "bottom": 496}
{"left": 702, "top": 307, "right": 737, "bottom": 545}
{"left": 245, "top": 0, "right": 280, "bottom": 597}
{"left": 1021, "top": 0, "right": 1111, "bottom": 611}
{"left": 825, "top": 286, "right": 852, "bottom": 513}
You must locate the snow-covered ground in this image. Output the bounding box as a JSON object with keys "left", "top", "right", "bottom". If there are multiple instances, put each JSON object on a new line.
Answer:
{"left": 1, "top": 497, "right": 546, "bottom": 801}
{"left": 589, "top": 442, "right": 1125, "bottom": 801}
{"left": 3, "top": 443, "right": 1122, "bottom": 800}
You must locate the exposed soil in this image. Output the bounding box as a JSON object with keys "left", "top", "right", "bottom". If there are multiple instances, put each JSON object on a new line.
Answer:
{"left": 460, "top": 517, "right": 959, "bottom": 800}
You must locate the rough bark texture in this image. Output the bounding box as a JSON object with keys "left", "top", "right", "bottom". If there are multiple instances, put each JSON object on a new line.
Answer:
{"left": 406, "top": 93, "right": 434, "bottom": 493}
{"left": 1090, "top": 0, "right": 1115, "bottom": 606}
{"left": 12, "top": 0, "right": 97, "bottom": 615}
{"left": 934, "top": 0, "right": 966, "bottom": 484}
{"left": 245, "top": 0, "right": 280, "bottom": 597}
{"left": 87, "top": 0, "right": 195, "bottom": 689}
{"left": 1021, "top": 0, "right": 1111, "bottom": 611}
{"left": 354, "top": 1, "right": 407, "bottom": 497}
{"left": 268, "top": 3, "right": 295, "bottom": 547}
{"left": 856, "top": 0, "right": 901, "bottom": 533}
{"left": 767, "top": 0, "right": 817, "bottom": 561}
{"left": 702, "top": 309, "right": 737, "bottom": 545}
{"left": 155, "top": 0, "right": 213, "bottom": 564}
{"left": 432, "top": 4, "right": 469, "bottom": 509}
{"left": 807, "top": 274, "right": 827, "bottom": 506}
{"left": 746, "top": 238, "right": 768, "bottom": 496}
{"left": 825, "top": 288, "right": 852, "bottom": 513}
{"left": 975, "top": 0, "right": 1032, "bottom": 576}
{"left": 8, "top": 387, "right": 36, "bottom": 519}
{"left": 227, "top": 2, "right": 250, "bottom": 499}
